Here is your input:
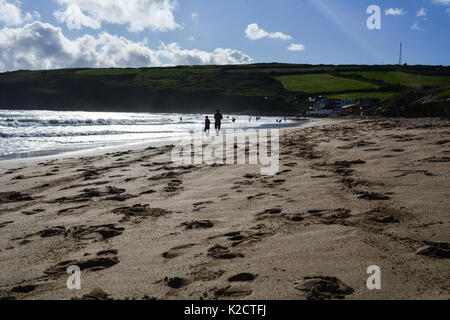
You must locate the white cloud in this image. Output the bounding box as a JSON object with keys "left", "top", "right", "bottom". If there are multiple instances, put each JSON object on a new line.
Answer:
{"left": 385, "top": 8, "right": 406, "bottom": 16}
{"left": 156, "top": 43, "right": 253, "bottom": 66}
{"left": 287, "top": 43, "right": 305, "bottom": 52}
{"left": 416, "top": 8, "right": 427, "bottom": 17}
{"left": 53, "top": 0, "right": 181, "bottom": 32}
{"left": 411, "top": 23, "right": 423, "bottom": 30}
{"left": 0, "top": 0, "right": 39, "bottom": 26}
{"left": 54, "top": 4, "right": 101, "bottom": 30}
{"left": 0, "top": 21, "right": 253, "bottom": 72}
{"left": 191, "top": 12, "right": 199, "bottom": 23}
{"left": 431, "top": 1, "right": 450, "bottom": 15}
{"left": 186, "top": 36, "right": 195, "bottom": 41}
{"left": 432, "top": 0, "right": 450, "bottom": 5}
{"left": 245, "top": 23, "right": 292, "bottom": 41}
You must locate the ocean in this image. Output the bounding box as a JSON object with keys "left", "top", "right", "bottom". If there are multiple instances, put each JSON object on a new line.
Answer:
{"left": 0, "top": 110, "right": 304, "bottom": 160}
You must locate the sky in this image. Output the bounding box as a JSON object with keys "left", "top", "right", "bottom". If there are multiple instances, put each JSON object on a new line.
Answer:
{"left": 0, "top": 0, "right": 449, "bottom": 72}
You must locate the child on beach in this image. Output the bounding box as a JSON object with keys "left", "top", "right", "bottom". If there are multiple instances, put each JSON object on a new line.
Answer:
{"left": 204, "top": 116, "right": 211, "bottom": 136}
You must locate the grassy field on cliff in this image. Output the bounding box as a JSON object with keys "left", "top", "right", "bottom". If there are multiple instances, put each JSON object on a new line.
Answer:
{"left": 275, "top": 74, "right": 379, "bottom": 93}
{"left": 0, "top": 63, "right": 449, "bottom": 114}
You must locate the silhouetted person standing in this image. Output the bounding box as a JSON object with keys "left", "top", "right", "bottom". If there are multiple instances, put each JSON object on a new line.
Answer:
{"left": 204, "top": 116, "right": 211, "bottom": 136}
{"left": 214, "top": 109, "right": 223, "bottom": 135}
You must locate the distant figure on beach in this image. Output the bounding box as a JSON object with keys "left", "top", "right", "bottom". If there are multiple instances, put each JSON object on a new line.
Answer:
{"left": 204, "top": 116, "right": 211, "bottom": 136}
{"left": 232, "top": 117, "right": 236, "bottom": 123}
{"left": 214, "top": 109, "right": 223, "bottom": 135}
{"left": 180, "top": 116, "right": 183, "bottom": 122}
{"left": 249, "top": 116, "right": 251, "bottom": 122}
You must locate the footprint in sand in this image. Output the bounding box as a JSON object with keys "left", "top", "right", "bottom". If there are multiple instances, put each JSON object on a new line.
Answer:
{"left": 318, "top": 209, "right": 352, "bottom": 225}
{"left": 365, "top": 208, "right": 401, "bottom": 224}
{"left": 207, "top": 245, "right": 244, "bottom": 260}
{"left": 294, "top": 276, "right": 354, "bottom": 300}
{"left": 192, "top": 201, "right": 213, "bottom": 211}
{"left": 165, "top": 277, "right": 189, "bottom": 289}
{"left": 358, "top": 191, "right": 390, "bottom": 201}
{"left": 38, "top": 226, "right": 66, "bottom": 237}
{"left": 22, "top": 224, "right": 124, "bottom": 242}
{"left": 190, "top": 268, "right": 225, "bottom": 282}
{"left": 162, "top": 244, "right": 196, "bottom": 259}
{"left": 214, "top": 230, "right": 271, "bottom": 247}
{"left": 10, "top": 284, "right": 37, "bottom": 294}
{"left": 339, "top": 178, "right": 373, "bottom": 189}
{"left": 113, "top": 204, "right": 171, "bottom": 222}
{"left": 180, "top": 220, "right": 214, "bottom": 230}
{"left": 227, "top": 273, "right": 257, "bottom": 282}
{"left": 214, "top": 286, "right": 252, "bottom": 298}
{"left": 83, "top": 169, "right": 100, "bottom": 180}
{"left": 286, "top": 214, "right": 305, "bottom": 222}
{"left": 45, "top": 250, "right": 120, "bottom": 278}
{"left": 140, "top": 189, "right": 156, "bottom": 195}
{"left": 334, "top": 160, "right": 366, "bottom": 168}
{"left": 68, "top": 224, "right": 125, "bottom": 241}
{"left": 72, "top": 288, "right": 112, "bottom": 300}
{"left": 255, "top": 208, "right": 283, "bottom": 220}
{"left": 1, "top": 192, "right": 33, "bottom": 203}
{"left": 287, "top": 208, "right": 352, "bottom": 225}
{"left": 416, "top": 242, "right": 450, "bottom": 259}
{"left": 51, "top": 188, "right": 104, "bottom": 204}
{"left": 165, "top": 179, "right": 183, "bottom": 193}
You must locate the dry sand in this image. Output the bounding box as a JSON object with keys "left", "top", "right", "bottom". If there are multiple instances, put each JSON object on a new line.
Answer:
{"left": 0, "top": 117, "right": 449, "bottom": 300}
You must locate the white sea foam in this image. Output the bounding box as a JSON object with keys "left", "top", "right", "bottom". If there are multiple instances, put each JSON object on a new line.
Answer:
{"left": 0, "top": 109, "right": 302, "bottom": 160}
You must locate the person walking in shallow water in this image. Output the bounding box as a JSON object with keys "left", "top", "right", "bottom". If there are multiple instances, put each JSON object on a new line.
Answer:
{"left": 214, "top": 109, "right": 223, "bottom": 135}
{"left": 204, "top": 116, "right": 211, "bottom": 136}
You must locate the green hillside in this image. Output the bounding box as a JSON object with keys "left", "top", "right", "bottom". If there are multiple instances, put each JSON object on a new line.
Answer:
{"left": 275, "top": 74, "right": 379, "bottom": 93}
{"left": 342, "top": 71, "right": 450, "bottom": 88}
{"left": 0, "top": 63, "right": 449, "bottom": 116}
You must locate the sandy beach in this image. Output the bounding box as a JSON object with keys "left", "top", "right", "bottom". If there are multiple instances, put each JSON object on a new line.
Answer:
{"left": 0, "top": 117, "right": 449, "bottom": 300}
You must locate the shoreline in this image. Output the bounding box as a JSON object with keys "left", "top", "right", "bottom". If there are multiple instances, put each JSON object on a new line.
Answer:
{"left": 0, "top": 118, "right": 323, "bottom": 167}
{"left": 0, "top": 117, "right": 448, "bottom": 300}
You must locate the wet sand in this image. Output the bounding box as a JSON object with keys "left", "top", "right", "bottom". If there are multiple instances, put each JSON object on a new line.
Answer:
{"left": 0, "top": 117, "right": 449, "bottom": 300}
